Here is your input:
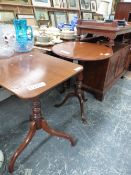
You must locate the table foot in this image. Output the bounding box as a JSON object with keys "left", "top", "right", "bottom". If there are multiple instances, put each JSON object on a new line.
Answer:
{"left": 8, "top": 97, "right": 76, "bottom": 173}
{"left": 9, "top": 121, "right": 36, "bottom": 173}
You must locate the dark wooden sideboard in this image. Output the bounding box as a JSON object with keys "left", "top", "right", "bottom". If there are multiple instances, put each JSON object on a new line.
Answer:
{"left": 77, "top": 20, "right": 131, "bottom": 101}
{"left": 77, "top": 20, "right": 131, "bottom": 47}
{"left": 115, "top": 2, "right": 131, "bottom": 67}
{"left": 82, "top": 43, "right": 130, "bottom": 101}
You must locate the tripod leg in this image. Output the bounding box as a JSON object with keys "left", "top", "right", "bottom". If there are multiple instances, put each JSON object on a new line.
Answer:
{"left": 82, "top": 91, "right": 88, "bottom": 102}
{"left": 75, "top": 72, "right": 87, "bottom": 124}
{"left": 9, "top": 121, "right": 36, "bottom": 173}
{"left": 40, "top": 118, "right": 76, "bottom": 146}
{"left": 55, "top": 92, "right": 75, "bottom": 107}
{"left": 77, "top": 94, "right": 87, "bottom": 124}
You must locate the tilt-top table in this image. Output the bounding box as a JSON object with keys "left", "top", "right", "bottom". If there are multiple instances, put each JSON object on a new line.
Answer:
{"left": 52, "top": 41, "right": 113, "bottom": 120}
{"left": 0, "top": 49, "right": 83, "bottom": 173}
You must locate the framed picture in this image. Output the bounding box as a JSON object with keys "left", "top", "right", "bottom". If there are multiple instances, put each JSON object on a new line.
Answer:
{"left": 0, "top": 10, "right": 15, "bottom": 24}
{"left": 93, "top": 14, "right": 104, "bottom": 21}
{"left": 82, "top": 12, "right": 92, "bottom": 20}
{"left": 16, "top": 14, "right": 37, "bottom": 26}
{"left": 80, "top": 0, "right": 90, "bottom": 10}
{"left": 0, "top": 0, "right": 30, "bottom": 4}
{"left": 54, "top": 12, "right": 67, "bottom": 26}
{"left": 68, "top": 0, "right": 78, "bottom": 9}
{"left": 34, "top": 9, "right": 49, "bottom": 21}
{"left": 68, "top": 12, "right": 78, "bottom": 23}
{"left": 18, "top": 7, "right": 33, "bottom": 14}
{"left": 31, "top": 0, "right": 51, "bottom": 7}
{"left": 60, "top": 0, "right": 67, "bottom": 8}
{"left": 49, "top": 12, "right": 56, "bottom": 27}
{"left": 91, "top": 0, "right": 97, "bottom": 12}
{"left": 53, "top": 0, "right": 60, "bottom": 7}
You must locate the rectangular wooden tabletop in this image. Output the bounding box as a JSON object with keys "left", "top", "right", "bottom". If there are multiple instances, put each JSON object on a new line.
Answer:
{"left": 0, "top": 49, "right": 83, "bottom": 99}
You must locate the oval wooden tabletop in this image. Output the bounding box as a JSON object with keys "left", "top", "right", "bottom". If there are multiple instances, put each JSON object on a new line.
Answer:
{"left": 0, "top": 49, "right": 83, "bottom": 99}
{"left": 52, "top": 42, "right": 113, "bottom": 61}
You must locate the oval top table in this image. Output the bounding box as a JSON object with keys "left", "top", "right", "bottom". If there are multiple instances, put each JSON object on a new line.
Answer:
{"left": 52, "top": 41, "right": 113, "bottom": 123}
{"left": 0, "top": 49, "right": 83, "bottom": 173}
{"left": 52, "top": 41, "right": 113, "bottom": 61}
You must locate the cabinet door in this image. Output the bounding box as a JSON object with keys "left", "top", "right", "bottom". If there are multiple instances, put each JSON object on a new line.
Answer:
{"left": 125, "top": 51, "right": 131, "bottom": 70}
{"left": 105, "top": 52, "right": 119, "bottom": 86}
{"left": 116, "top": 46, "right": 130, "bottom": 76}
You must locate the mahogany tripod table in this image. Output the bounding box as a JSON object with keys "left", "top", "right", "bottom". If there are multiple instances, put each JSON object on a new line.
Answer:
{"left": 0, "top": 49, "right": 83, "bottom": 173}
{"left": 52, "top": 41, "right": 113, "bottom": 123}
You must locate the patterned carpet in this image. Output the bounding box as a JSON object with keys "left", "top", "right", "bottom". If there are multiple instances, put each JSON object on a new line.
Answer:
{"left": 0, "top": 78, "right": 131, "bottom": 175}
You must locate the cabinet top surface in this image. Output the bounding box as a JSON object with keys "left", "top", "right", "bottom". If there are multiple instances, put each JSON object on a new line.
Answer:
{"left": 52, "top": 42, "right": 113, "bottom": 61}
{"left": 0, "top": 49, "right": 82, "bottom": 99}
{"left": 77, "top": 20, "right": 131, "bottom": 32}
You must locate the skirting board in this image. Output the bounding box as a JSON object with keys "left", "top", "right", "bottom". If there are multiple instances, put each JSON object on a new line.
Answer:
{"left": 0, "top": 87, "right": 12, "bottom": 102}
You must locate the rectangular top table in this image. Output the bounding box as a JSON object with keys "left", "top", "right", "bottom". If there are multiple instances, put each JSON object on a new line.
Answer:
{"left": 0, "top": 49, "right": 83, "bottom": 99}
{"left": 0, "top": 48, "right": 83, "bottom": 173}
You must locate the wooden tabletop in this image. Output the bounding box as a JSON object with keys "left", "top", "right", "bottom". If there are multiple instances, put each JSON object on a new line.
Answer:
{"left": 52, "top": 42, "right": 113, "bottom": 61}
{"left": 0, "top": 49, "right": 83, "bottom": 99}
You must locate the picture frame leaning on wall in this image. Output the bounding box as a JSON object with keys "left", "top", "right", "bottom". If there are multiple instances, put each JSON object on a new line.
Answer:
{"left": 54, "top": 12, "right": 67, "bottom": 26}
{"left": 60, "top": 0, "right": 67, "bottom": 8}
{"left": 34, "top": 9, "right": 49, "bottom": 21}
{"left": 81, "top": 0, "right": 91, "bottom": 10}
{"left": 68, "top": 0, "right": 79, "bottom": 9}
{"left": 68, "top": 12, "right": 78, "bottom": 23}
{"left": 53, "top": 0, "right": 61, "bottom": 8}
{"left": 0, "top": 0, "right": 30, "bottom": 5}
{"left": 49, "top": 12, "right": 56, "bottom": 27}
{"left": 91, "top": 0, "right": 97, "bottom": 12}
{"left": 31, "top": 0, "right": 51, "bottom": 7}
{"left": 16, "top": 14, "right": 37, "bottom": 26}
{"left": 82, "top": 12, "right": 93, "bottom": 20}
{"left": 0, "top": 10, "right": 15, "bottom": 24}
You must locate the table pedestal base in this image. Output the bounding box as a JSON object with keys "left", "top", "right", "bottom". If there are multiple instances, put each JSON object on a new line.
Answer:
{"left": 8, "top": 97, "right": 76, "bottom": 173}
{"left": 55, "top": 72, "right": 87, "bottom": 124}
